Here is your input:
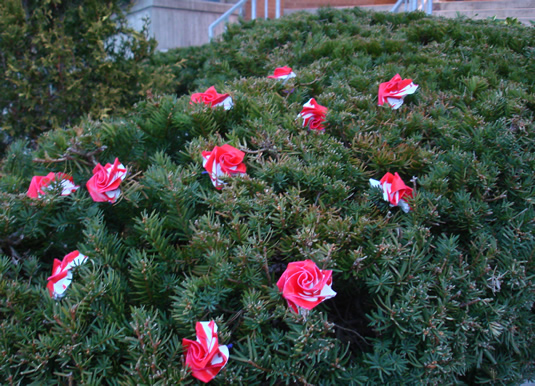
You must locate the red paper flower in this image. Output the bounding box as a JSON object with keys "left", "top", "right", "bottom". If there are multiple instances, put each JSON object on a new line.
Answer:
{"left": 202, "top": 144, "right": 246, "bottom": 189}
{"left": 276, "top": 260, "right": 336, "bottom": 313}
{"left": 378, "top": 74, "right": 418, "bottom": 109}
{"left": 190, "top": 86, "right": 233, "bottom": 110}
{"left": 298, "top": 98, "right": 328, "bottom": 131}
{"left": 47, "top": 250, "right": 88, "bottom": 299}
{"left": 268, "top": 66, "right": 296, "bottom": 81}
{"left": 86, "top": 158, "right": 127, "bottom": 203}
{"left": 183, "top": 321, "right": 230, "bottom": 383}
{"left": 370, "top": 172, "right": 413, "bottom": 212}
{"left": 27, "top": 172, "right": 79, "bottom": 198}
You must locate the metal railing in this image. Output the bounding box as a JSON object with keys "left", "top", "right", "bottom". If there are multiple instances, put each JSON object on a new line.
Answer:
{"left": 391, "top": 0, "right": 433, "bottom": 15}
{"left": 209, "top": 0, "right": 282, "bottom": 41}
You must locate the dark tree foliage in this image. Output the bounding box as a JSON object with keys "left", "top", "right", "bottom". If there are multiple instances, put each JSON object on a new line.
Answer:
{"left": 0, "top": 0, "right": 177, "bottom": 148}
{"left": 1, "top": 7, "right": 534, "bottom": 385}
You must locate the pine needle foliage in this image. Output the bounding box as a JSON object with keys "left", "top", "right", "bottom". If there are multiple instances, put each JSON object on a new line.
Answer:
{"left": 1, "top": 7, "right": 535, "bottom": 385}
{"left": 0, "top": 0, "right": 178, "bottom": 151}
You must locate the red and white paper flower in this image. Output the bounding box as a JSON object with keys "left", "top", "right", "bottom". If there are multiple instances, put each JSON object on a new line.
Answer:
{"left": 86, "top": 158, "right": 127, "bottom": 203}
{"left": 378, "top": 74, "right": 418, "bottom": 110}
{"left": 298, "top": 98, "right": 328, "bottom": 131}
{"left": 183, "top": 321, "right": 230, "bottom": 383}
{"left": 369, "top": 172, "right": 413, "bottom": 213}
{"left": 27, "top": 172, "right": 79, "bottom": 198}
{"left": 47, "top": 250, "right": 88, "bottom": 299}
{"left": 268, "top": 66, "right": 296, "bottom": 82}
{"left": 277, "top": 259, "right": 336, "bottom": 314}
{"left": 190, "top": 86, "right": 233, "bottom": 110}
{"left": 202, "top": 144, "right": 246, "bottom": 190}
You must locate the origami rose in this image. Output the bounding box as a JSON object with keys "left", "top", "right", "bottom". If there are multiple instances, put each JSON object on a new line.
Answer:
{"left": 183, "top": 321, "right": 230, "bottom": 383}
{"left": 369, "top": 172, "right": 413, "bottom": 213}
{"left": 378, "top": 74, "right": 418, "bottom": 110}
{"left": 277, "top": 259, "right": 336, "bottom": 313}
{"left": 27, "top": 172, "right": 79, "bottom": 198}
{"left": 298, "top": 98, "right": 328, "bottom": 131}
{"left": 202, "top": 144, "right": 246, "bottom": 190}
{"left": 47, "top": 250, "right": 88, "bottom": 299}
{"left": 190, "top": 86, "right": 233, "bottom": 110}
{"left": 268, "top": 66, "right": 296, "bottom": 82}
{"left": 86, "top": 158, "right": 127, "bottom": 203}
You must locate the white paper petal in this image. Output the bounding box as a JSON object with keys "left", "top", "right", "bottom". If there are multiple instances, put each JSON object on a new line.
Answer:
{"left": 213, "top": 162, "right": 224, "bottom": 187}
{"left": 214, "top": 96, "right": 233, "bottom": 110}
{"left": 369, "top": 178, "right": 381, "bottom": 188}
{"left": 299, "top": 294, "right": 320, "bottom": 302}
{"left": 52, "top": 270, "right": 73, "bottom": 298}
{"left": 202, "top": 154, "right": 210, "bottom": 168}
{"left": 275, "top": 72, "right": 296, "bottom": 80}
{"left": 105, "top": 163, "right": 127, "bottom": 181}
{"left": 381, "top": 182, "right": 392, "bottom": 202}
{"left": 105, "top": 188, "right": 121, "bottom": 201}
{"left": 212, "top": 345, "right": 229, "bottom": 366}
{"left": 64, "top": 253, "right": 88, "bottom": 271}
{"left": 59, "top": 180, "right": 79, "bottom": 196}
{"left": 198, "top": 321, "right": 217, "bottom": 352}
{"left": 386, "top": 96, "right": 405, "bottom": 110}
{"left": 398, "top": 199, "right": 411, "bottom": 213}
{"left": 394, "top": 82, "right": 418, "bottom": 96}
{"left": 319, "top": 280, "right": 337, "bottom": 299}
{"left": 302, "top": 98, "right": 315, "bottom": 109}
{"left": 279, "top": 72, "right": 296, "bottom": 84}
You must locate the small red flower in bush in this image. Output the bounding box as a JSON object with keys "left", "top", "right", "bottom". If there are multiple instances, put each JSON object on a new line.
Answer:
{"left": 370, "top": 172, "right": 413, "bottom": 212}
{"left": 86, "top": 158, "right": 127, "bottom": 203}
{"left": 190, "top": 86, "right": 233, "bottom": 110}
{"left": 268, "top": 66, "right": 296, "bottom": 81}
{"left": 47, "top": 250, "right": 88, "bottom": 299}
{"left": 298, "top": 98, "right": 328, "bottom": 131}
{"left": 182, "top": 321, "right": 230, "bottom": 383}
{"left": 378, "top": 74, "right": 418, "bottom": 109}
{"left": 27, "top": 172, "right": 79, "bottom": 198}
{"left": 277, "top": 259, "right": 336, "bottom": 313}
{"left": 202, "top": 144, "right": 246, "bottom": 189}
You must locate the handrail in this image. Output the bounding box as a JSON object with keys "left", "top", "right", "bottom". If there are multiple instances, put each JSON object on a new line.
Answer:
{"left": 390, "top": 0, "right": 405, "bottom": 13}
{"left": 208, "top": 0, "right": 249, "bottom": 41}
{"left": 390, "top": 0, "right": 433, "bottom": 14}
{"left": 209, "top": 0, "right": 282, "bottom": 41}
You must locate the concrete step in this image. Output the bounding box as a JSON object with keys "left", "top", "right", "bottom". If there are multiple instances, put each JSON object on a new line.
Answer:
{"left": 433, "top": 0, "right": 535, "bottom": 11}
{"left": 284, "top": 4, "right": 393, "bottom": 14}
{"left": 359, "top": 4, "right": 394, "bottom": 11}
{"left": 434, "top": 7, "right": 535, "bottom": 18}
{"left": 285, "top": 1, "right": 535, "bottom": 25}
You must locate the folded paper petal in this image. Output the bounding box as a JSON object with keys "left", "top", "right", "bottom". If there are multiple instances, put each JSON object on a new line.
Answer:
{"left": 378, "top": 74, "right": 418, "bottom": 110}
{"left": 190, "top": 86, "right": 233, "bottom": 110}
{"left": 370, "top": 172, "right": 413, "bottom": 212}
{"left": 183, "top": 321, "right": 229, "bottom": 383}
{"left": 202, "top": 144, "right": 246, "bottom": 189}
{"left": 47, "top": 250, "right": 88, "bottom": 299}
{"left": 27, "top": 172, "right": 79, "bottom": 198}
{"left": 298, "top": 98, "right": 328, "bottom": 131}
{"left": 268, "top": 66, "right": 296, "bottom": 81}
{"left": 86, "top": 158, "right": 127, "bottom": 203}
{"left": 277, "top": 260, "right": 336, "bottom": 313}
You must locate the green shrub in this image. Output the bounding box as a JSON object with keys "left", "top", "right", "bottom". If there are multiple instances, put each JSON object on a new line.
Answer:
{"left": 0, "top": 0, "right": 178, "bottom": 149}
{"left": 1, "top": 7, "right": 534, "bottom": 384}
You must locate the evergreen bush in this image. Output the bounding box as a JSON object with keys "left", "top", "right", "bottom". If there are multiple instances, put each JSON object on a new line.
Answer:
{"left": 0, "top": 0, "right": 178, "bottom": 149}
{"left": 1, "top": 7, "right": 534, "bottom": 384}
